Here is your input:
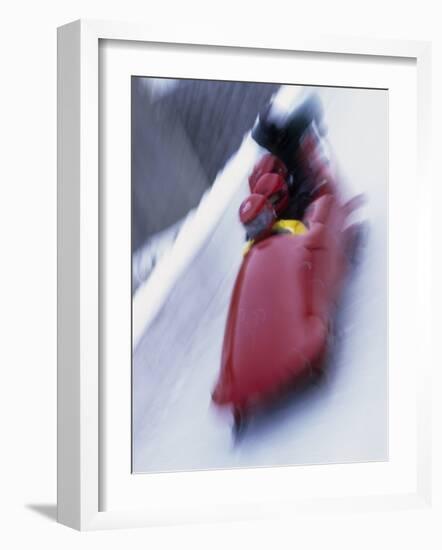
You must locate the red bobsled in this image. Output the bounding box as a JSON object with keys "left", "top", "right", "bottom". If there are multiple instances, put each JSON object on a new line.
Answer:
{"left": 212, "top": 180, "right": 359, "bottom": 421}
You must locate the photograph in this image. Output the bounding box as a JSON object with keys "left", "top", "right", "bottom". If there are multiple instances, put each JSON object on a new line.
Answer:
{"left": 0, "top": 0, "right": 432, "bottom": 541}
{"left": 131, "top": 76, "right": 388, "bottom": 474}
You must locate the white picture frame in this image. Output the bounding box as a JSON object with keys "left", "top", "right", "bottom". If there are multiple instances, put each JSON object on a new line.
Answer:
{"left": 57, "top": 19, "right": 432, "bottom": 530}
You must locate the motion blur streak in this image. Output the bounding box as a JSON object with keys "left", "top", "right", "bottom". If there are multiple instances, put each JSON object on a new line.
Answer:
{"left": 132, "top": 82, "right": 388, "bottom": 473}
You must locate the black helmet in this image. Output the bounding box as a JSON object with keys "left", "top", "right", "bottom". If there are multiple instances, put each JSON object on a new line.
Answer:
{"left": 251, "top": 105, "right": 286, "bottom": 153}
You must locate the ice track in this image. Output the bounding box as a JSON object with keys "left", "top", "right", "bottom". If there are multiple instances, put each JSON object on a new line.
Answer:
{"left": 132, "top": 86, "right": 388, "bottom": 473}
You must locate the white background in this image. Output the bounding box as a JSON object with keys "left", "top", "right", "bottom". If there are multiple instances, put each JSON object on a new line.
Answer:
{"left": 0, "top": 1, "right": 441, "bottom": 548}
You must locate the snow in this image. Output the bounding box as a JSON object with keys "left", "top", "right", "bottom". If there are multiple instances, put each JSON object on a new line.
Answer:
{"left": 132, "top": 85, "right": 388, "bottom": 474}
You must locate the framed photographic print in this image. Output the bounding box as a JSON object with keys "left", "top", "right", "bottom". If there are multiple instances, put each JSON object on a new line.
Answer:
{"left": 57, "top": 19, "right": 432, "bottom": 530}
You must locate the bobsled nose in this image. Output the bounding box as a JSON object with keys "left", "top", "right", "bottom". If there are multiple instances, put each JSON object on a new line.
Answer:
{"left": 212, "top": 381, "right": 230, "bottom": 406}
